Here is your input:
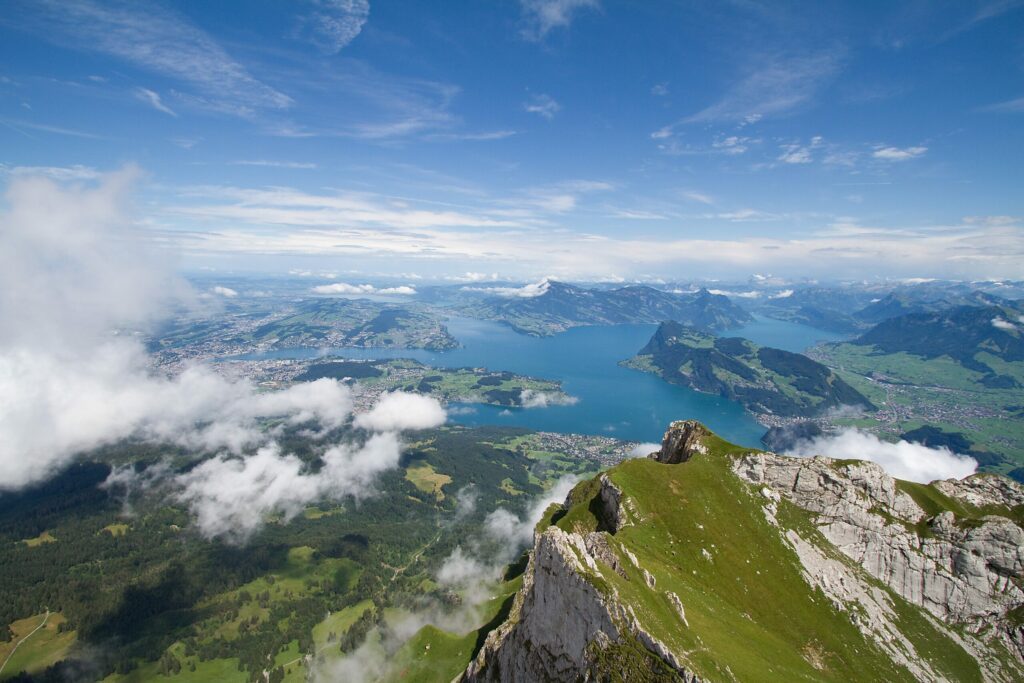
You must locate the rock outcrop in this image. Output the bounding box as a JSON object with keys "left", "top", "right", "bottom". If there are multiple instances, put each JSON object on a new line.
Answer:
{"left": 461, "top": 421, "right": 1024, "bottom": 682}
{"left": 733, "top": 450, "right": 1024, "bottom": 664}
{"left": 461, "top": 525, "right": 698, "bottom": 682}
{"left": 651, "top": 419, "right": 711, "bottom": 464}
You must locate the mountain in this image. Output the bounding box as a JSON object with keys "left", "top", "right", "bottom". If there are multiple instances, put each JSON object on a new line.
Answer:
{"left": 852, "top": 304, "right": 1024, "bottom": 386}
{"left": 758, "top": 286, "right": 876, "bottom": 333}
{"left": 853, "top": 290, "right": 1010, "bottom": 326}
{"left": 627, "top": 321, "right": 874, "bottom": 417}
{"left": 463, "top": 421, "right": 1024, "bottom": 682}
{"left": 463, "top": 281, "right": 752, "bottom": 336}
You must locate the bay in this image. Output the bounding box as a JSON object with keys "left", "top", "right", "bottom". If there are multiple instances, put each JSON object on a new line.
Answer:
{"left": 233, "top": 316, "right": 843, "bottom": 446}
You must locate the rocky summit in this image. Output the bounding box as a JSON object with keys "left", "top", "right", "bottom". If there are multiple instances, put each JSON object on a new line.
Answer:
{"left": 461, "top": 420, "right": 1024, "bottom": 682}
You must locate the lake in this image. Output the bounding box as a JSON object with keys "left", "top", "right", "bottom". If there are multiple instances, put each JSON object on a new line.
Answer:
{"left": 234, "top": 316, "right": 846, "bottom": 447}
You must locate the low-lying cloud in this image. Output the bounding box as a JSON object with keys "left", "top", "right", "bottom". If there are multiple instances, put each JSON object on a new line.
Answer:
{"left": 312, "top": 282, "right": 416, "bottom": 295}
{"left": 353, "top": 391, "right": 448, "bottom": 432}
{"left": 518, "top": 388, "right": 579, "bottom": 409}
{"left": 0, "top": 168, "right": 446, "bottom": 542}
{"left": 462, "top": 278, "right": 551, "bottom": 298}
{"left": 177, "top": 431, "right": 411, "bottom": 542}
{"left": 786, "top": 428, "right": 977, "bottom": 483}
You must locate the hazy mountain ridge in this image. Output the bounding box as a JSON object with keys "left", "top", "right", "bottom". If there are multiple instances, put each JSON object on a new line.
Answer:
{"left": 853, "top": 303, "right": 1024, "bottom": 387}
{"left": 461, "top": 282, "right": 752, "bottom": 337}
{"left": 463, "top": 421, "right": 1024, "bottom": 682}
{"left": 626, "top": 321, "right": 874, "bottom": 418}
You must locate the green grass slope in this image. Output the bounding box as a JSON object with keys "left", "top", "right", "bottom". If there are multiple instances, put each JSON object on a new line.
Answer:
{"left": 540, "top": 433, "right": 991, "bottom": 681}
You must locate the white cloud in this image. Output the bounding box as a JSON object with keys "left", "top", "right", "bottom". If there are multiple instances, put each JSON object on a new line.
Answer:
{"left": 519, "top": 0, "right": 599, "bottom": 40}
{"left": 681, "top": 190, "right": 714, "bottom": 205}
{"left": 295, "top": 0, "right": 370, "bottom": 54}
{"left": 134, "top": 87, "right": 177, "bottom": 116}
{"left": 462, "top": 278, "right": 551, "bottom": 298}
{"left": 445, "top": 272, "right": 499, "bottom": 282}
{"left": 523, "top": 93, "right": 561, "bottom": 119}
{"left": 708, "top": 289, "right": 760, "bottom": 298}
{"left": 651, "top": 82, "right": 669, "bottom": 96}
{"left": 311, "top": 282, "right": 416, "bottom": 295}
{"left": 17, "top": 0, "right": 292, "bottom": 117}
{"left": 872, "top": 145, "right": 928, "bottom": 161}
{"left": 518, "top": 389, "right": 579, "bottom": 409}
{"left": 684, "top": 52, "right": 840, "bottom": 123}
{"left": 628, "top": 442, "right": 660, "bottom": 458}
{"left": 0, "top": 167, "right": 439, "bottom": 512}
{"left": 770, "top": 289, "right": 794, "bottom": 298}
{"left": 786, "top": 429, "right": 977, "bottom": 483}
{"left": 230, "top": 160, "right": 318, "bottom": 169}
{"left": 712, "top": 135, "right": 756, "bottom": 155}
{"left": 177, "top": 431, "right": 406, "bottom": 542}
{"left": 0, "top": 164, "right": 100, "bottom": 181}
{"left": 436, "top": 546, "right": 495, "bottom": 586}
{"left": 353, "top": 392, "right": 447, "bottom": 432}
{"left": 992, "top": 317, "right": 1018, "bottom": 331}
{"left": 211, "top": 285, "right": 238, "bottom": 297}
{"left": 484, "top": 475, "right": 579, "bottom": 549}
{"left": 777, "top": 136, "right": 824, "bottom": 164}
{"left": 979, "top": 95, "right": 1024, "bottom": 113}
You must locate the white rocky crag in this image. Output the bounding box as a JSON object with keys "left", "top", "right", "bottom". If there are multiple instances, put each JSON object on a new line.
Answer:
{"left": 460, "top": 421, "right": 1024, "bottom": 682}
{"left": 733, "top": 451, "right": 1024, "bottom": 670}
{"left": 461, "top": 478, "right": 698, "bottom": 683}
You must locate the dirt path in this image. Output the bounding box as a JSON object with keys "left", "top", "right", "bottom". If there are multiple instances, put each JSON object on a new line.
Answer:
{"left": 0, "top": 610, "right": 50, "bottom": 677}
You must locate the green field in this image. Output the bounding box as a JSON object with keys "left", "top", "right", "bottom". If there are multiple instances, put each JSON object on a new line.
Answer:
{"left": 0, "top": 425, "right": 603, "bottom": 681}
{"left": 813, "top": 343, "right": 1024, "bottom": 472}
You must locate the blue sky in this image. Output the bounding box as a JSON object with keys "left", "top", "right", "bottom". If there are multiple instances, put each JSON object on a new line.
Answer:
{"left": 1, "top": 0, "right": 1023, "bottom": 282}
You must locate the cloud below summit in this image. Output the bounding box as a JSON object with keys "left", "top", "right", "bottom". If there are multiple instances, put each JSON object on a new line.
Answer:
{"left": 0, "top": 170, "right": 444, "bottom": 542}
{"left": 786, "top": 429, "right": 977, "bottom": 483}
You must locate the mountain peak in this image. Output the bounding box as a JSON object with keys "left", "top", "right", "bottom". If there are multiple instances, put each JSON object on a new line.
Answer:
{"left": 652, "top": 419, "right": 713, "bottom": 464}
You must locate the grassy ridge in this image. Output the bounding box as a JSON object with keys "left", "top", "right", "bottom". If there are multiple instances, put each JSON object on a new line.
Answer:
{"left": 546, "top": 437, "right": 989, "bottom": 681}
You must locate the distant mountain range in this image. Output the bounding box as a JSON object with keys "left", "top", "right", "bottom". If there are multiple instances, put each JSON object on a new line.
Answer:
{"left": 852, "top": 303, "right": 1024, "bottom": 387}
{"left": 853, "top": 290, "right": 1010, "bottom": 325}
{"left": 463, "top": 280, "right": 752, "bottom": 336}
{"left": 626, "top": 321, "right": 874, "bottom": 417}
{"left": 756, "top": 284, "right": 1017, "bottom": 334}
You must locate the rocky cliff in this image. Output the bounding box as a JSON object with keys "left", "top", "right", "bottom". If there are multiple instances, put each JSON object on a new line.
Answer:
{"left": 461, "top": 420, "right": 1024, "bottom": 682}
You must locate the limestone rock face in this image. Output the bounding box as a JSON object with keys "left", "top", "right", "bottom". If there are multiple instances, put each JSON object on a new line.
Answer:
{"left": 461, "top": 421, "right": 1024, "bottom": 682}
{"left": 653, "top": 420, "right": 711, "bottom": 464}
{"left": 733, "top": 451, "right": 1024, "bottom": 660}
{"left": 461, "top": 526, "right": 699, "bottom": 683}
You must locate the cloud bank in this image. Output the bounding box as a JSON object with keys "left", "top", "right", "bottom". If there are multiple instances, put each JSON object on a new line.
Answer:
{"left": 0, "top": 169, "right": 445, "bottom": 544}
{"left": 312, "top": 282, "right": 416, "bottom": 295}
{"left": 462, "top": 278, "right": 551, "bottom": 298}
{"left": 786, "top": 428, "right": 977, "bottom": 483}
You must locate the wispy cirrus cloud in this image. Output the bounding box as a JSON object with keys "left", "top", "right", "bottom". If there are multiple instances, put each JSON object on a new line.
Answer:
{"left": 161, "top": 191, "right": 1024, "bottom": 281}
{"left": 979, "top": 96, "right": 1024, "bottom": 113}
{"left": 0, "top": 118, "right": 102, "bottom": 139}
{"left": 872, "top": 145, "right": 928, "bottom": 161}
{"left": 0, "top": 164, "right": 101, "bottom": 181}
{"left": 684, "top": 51, "right": 841, "bottom": 124}
{"left": 11, "top": 0, "right": 292, "bottom": 117}
{"left": 777, "top": 135, "right": 824, "bottom": 164}
{"left": 523, "top": 93, "right": 561, "bottom": 119}
{"left": 269, "top": 59, "right": 460, "bottom": 140}
{"left": 230, "top": 160, "right": 318, "bottom": 169}
{"left": 133, "top": 87, "right": 177, "bottom": 117}
{"left": 519, "top": 0, "right": 600, "bottom": 40}
{"left": 170, "top": 184, "right": 527, "bottom": 231}
{"left": 293, "top": 0, "right": 370, "bottom": 54}
{"left": 652, "top": 51, "right": 841, "bottom": 147}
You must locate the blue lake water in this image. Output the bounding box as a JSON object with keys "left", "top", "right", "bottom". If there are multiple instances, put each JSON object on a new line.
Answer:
{"left": 730, "top": 315, "right": 849, "bottom": 353}
{"left": 234, "top": 316, "right": 846, "bottom": 447}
